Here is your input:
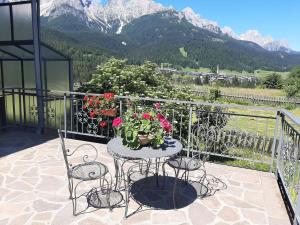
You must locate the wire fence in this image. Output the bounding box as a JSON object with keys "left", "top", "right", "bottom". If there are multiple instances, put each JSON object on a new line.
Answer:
{"left": 192, "top": 89, "right": 300, "bottom": 106}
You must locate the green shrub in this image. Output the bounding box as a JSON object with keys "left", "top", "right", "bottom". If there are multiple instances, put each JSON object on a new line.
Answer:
{"left": 78, "top": 58, "right": 195, "bottom": 101}
{"left": 262, "top": 73, "right": 283, "bottom": 89}
{"left": 209, "top": 88, "right": 221, "bottom": 101}
{"left": 284, "top": 66, "right": 300, "bottom": 97}
{"left": 283, "top": 103, "right": 297, "bottom": 110}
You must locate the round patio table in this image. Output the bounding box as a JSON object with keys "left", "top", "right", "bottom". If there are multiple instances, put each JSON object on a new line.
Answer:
{"left": 107, "top": 136, "right": 183, "bottom": 218}
{"left": 107, "top": 136, "right": 182, "bottom": 159}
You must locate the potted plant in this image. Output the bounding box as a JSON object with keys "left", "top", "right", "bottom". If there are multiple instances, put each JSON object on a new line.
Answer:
{"left": 83, "top": 93, "right": 117, "bottom": 117}
{"left": 100, "top": 93, "right": 118, "bottom": 117}
{"left": 112, "top": 103, "right": 172, "bottom": 150}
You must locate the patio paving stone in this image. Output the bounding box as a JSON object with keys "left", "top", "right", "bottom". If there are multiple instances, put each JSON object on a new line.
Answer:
{"left": 0, "top": 130, "right": 291, "bottom": 225}
{"left": 217, "top": 206, "right": 241, "bottom": 222}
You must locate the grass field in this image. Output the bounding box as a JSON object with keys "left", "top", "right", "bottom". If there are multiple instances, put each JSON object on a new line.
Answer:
{"left": 179, "top": 47, "right": 188, "bottom": 58}
{"left": 182, "top": 67, "right": 211, "bottom": 73}
{"left": 181, "top": 67, "right": 290, "bottom": 79}
{"left": 190, "top": 85, "right": 287, "bottom": 97}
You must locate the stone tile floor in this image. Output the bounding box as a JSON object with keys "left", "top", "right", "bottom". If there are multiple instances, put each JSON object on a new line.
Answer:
{"left": 0, "top": 129, "right": 291, "bottom": 225}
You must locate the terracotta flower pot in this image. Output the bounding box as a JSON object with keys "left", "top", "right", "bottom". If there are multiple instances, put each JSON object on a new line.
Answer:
{"left": 138, "top": 134, "right": 151, "bottom": 146}
{"left": 101, "top": 108, "right": 117, "bottom": 117}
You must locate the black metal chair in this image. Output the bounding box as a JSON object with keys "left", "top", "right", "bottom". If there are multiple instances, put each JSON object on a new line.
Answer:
{"left": 58, "top": 130, "right": 116, "bottom": 215}
{"left": 162, "top": 125, "right": 212, "bottom": 208}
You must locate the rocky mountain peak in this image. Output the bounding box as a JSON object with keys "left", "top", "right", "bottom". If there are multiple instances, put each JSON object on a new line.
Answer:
{"left": 1, "top": 0, "right": 290, "bottom": 52}
{"left": 181, "top": 7, "right": 221, "bottom": 33}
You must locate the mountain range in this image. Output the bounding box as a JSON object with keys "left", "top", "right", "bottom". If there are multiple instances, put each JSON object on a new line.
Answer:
{"left": 39, "top": 0, "right": 293, "bottom": 52}
{"left": 3, "top": 0, "right": 299, "bottom": 80}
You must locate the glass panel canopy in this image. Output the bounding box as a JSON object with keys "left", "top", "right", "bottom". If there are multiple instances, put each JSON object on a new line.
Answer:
{"left": 24, "top": 61, "right": 35, "bottom": 89}
{"left": 0, "top": 44, "right": 69, "bottom": 60}
{"left": 13, "top": 4, "right": 33, "bottom": 40}
{"left": 0, "top": 51, "right": 15, "bottom": 60}
{"left": 0, "top": 6, "right": 11, "bottom": 41}
{"left": 46, "top": 61, "right": 69, "bottom": 91}
{"left": 0, "top": 1, "right": 72, "bottom": 91}
{"left": 3, "top": 61, "right": 22, "bottom": 88}
{"left": 41, "top": 45, "right": 67, "bottom": 60}
{"left": 0, "top": 46, "right": 33, "bottom": 59}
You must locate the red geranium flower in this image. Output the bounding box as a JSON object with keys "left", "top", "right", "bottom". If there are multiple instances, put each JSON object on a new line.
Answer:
{"left": 83, "top": 105, "right": 87, "bottom": 110}
{"left": 104, "top": 93, "right": 115, "bottom": 101}
{"left": 112, "top": 117, "right": 123, "bottom": 127}
{"left": 89, "top": 111, "right": 96, "bottom": 118}
{"left": 96, "top": 100, "right": 101, "bottom": 105}
{"left": 83, "top": 95, "right": 89, "bottom": 101}
{"left": 99, "top": 121, "right": 107, "bottom": 128}
{"left": 88, "top": 99, "right": 94, "bottom": 106}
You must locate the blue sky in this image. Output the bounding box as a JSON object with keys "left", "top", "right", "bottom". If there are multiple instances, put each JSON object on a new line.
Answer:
{"left": 155, "top": 0, "right": 300, "bottom": 50}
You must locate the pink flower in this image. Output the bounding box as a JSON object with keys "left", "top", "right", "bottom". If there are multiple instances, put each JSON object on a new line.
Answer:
{"left": 156, "top": 113, "right": 165, "bottom": 121}
{"left": 88, "top": 99, "right": 94, "bottom": 107}
{"left": 83, "top": 105, "right": 87, "bottom": 110}
{"left": 112, "top": 117, "right": 123, "bottom": 127}
{"left": 142, "top": 113, "right": 152, "bottom": 120}
{"left": 132, "top": 113, "right": 138, "bottom": 119}
{"left": 83, "top": 96, "right": 89, "bottom": 101}
{"left": 154, "top": 103, "right": 161, "bottom": 109}
{"left": 160, "top": 119, "right": 172, "bottom": 133}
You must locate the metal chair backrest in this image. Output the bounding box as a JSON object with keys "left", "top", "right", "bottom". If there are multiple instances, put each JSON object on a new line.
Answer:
{"left": 58, "top": 129, "right": 72, "bottom": 178}
{"left": 190, "top": 124, "right": 212, "bottom": 164}
{"left": 58, "top": 129, "right": 100, "bottom": 173}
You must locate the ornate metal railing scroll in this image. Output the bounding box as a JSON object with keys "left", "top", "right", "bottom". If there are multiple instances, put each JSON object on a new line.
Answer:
{"left": 189, "top": 107, "right": 275, "bottom": 165}
{"left": 276, "top": 110, "right": 300, "bottom": 224}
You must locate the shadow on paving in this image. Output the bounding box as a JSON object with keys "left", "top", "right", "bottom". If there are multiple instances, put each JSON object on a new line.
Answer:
{"left": 130, "top": 176, "right": 198, "bottom": 210}
{"left": 129, "top": 174, "right": 227, "bottom": 211}
{"left": 0, "top": 128, "right": 57, "bottom": 157}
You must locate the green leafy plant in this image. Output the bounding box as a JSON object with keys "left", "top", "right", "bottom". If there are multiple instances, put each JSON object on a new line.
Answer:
{"left": 112, "top": 103, "right": 172, "bottom": 150}
{"left": 78, "top": 58, "right": 195, "bottom": 101}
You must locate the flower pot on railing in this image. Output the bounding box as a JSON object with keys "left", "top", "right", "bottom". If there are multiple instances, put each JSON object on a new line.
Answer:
{"left": 138, "top": 133, "right": 151, "bottom": 146}
{"left": 101, "top": 108, "right": 117, "bottom": 117}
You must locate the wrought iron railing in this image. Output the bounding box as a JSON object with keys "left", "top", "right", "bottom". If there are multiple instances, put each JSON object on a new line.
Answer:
{"left": 0, "top": 88, "right": 278, "bottom": 166}
{"left": 276, "top": 110, "right": 300, "bottom": 224}
{"left": 3, "top": 87, "right": 300, "bottom": 222}
{"left": 64, "top": 91, "right": 278, "bottom": 165}
{"left": 0, "top": 88, "right": 65, "bottom": 129}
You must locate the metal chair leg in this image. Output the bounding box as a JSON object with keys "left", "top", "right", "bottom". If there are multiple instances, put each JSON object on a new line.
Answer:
{"left": 68, "top": 178, "right": 74, "bottom": 200}
{"left": 155, "top": 158, "right": 160, "bottom": 187}
{"left": 198, "top": 168, "right": 207, "bottom": 198}
{"left": 173, "top": 168, "right": 180, "bottom": 209}
{"left": 162, "top": 161, "right": 168, "bottom": 189}
{"left": 124, "top": 175, "right": 130, "bottom": 219}
{"left": 114, "top": 158, "right": 120, "bottom": 191}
